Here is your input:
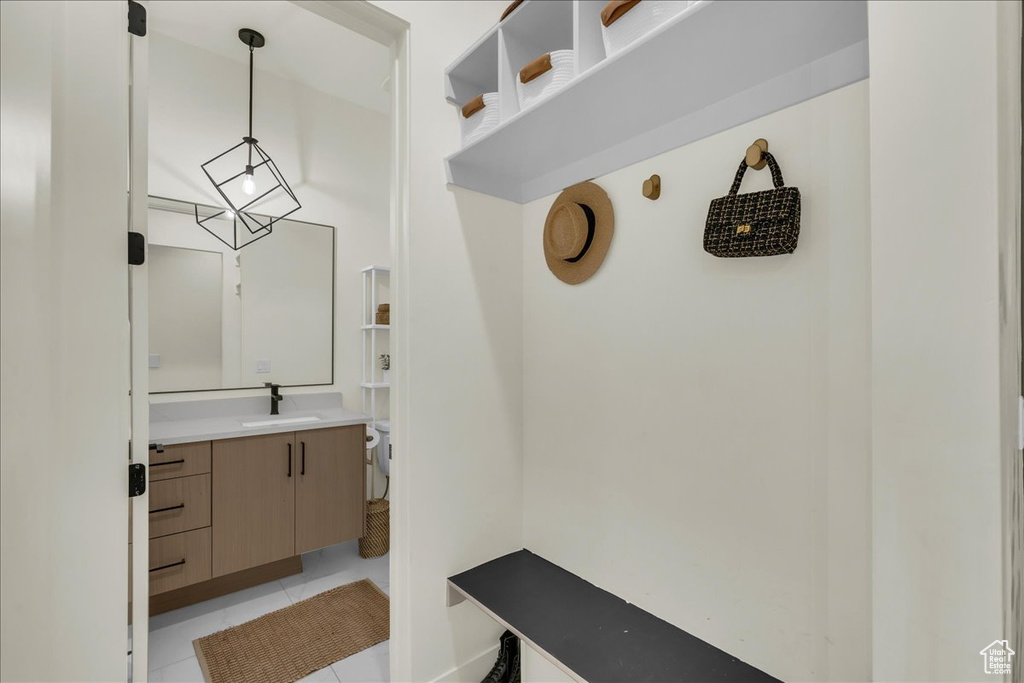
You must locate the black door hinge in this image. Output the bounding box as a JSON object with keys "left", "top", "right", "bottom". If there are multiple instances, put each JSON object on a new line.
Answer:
{"left": 128, "top": 0, "right": 147, "bottom": 37}
{"left": 128, "top": 232, "right": 145, "bottom": 265}
{"left": 128, "top": 463, "right": 146, "bottom": 497}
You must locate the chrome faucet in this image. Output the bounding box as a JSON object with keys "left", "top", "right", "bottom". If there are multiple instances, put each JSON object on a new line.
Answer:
{"left": 264, "top": 382, "right": 283, "bottom": 415}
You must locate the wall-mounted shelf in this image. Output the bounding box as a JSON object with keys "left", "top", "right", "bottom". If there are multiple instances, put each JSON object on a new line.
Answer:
{"left": 361, "top": 267, "right": 390, "bottom": 428}
{"left": 443, "top": 0, "right": 868, "bottom": 204}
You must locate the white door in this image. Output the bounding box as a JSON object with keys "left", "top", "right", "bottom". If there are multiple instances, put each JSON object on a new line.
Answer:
{"left": 1, "top": 1, "right": 134, "bottom": 680}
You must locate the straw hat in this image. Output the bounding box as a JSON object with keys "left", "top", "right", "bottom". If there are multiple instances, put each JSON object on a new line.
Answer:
{"left": 543, "top": 181, "right": 614, "bottom": 285}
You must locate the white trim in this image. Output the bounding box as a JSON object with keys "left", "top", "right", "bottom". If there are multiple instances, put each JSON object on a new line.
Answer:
{"left": 387, "top": 20, "right": 413, "bottom": 683}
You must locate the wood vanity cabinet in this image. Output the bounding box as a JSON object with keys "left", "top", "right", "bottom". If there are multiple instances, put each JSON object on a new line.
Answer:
{"left": 149, "top": 424, "right": 366, "bottom": 611}
{"left": 211, "top": 425, "right": 366, "bottom": 577}
{"left": 295, "top": 425, "right": 366, "bottom": 554}
{"left": 212, "top": 432, "right": 296, "bottom": 577}
{"left": 146, "top": 442, "right": 212, "bottom": 598}
{"left": 149, "top": 528, "right": 212, "bottom": 595}
{"left": 148, "top": 473, "right": 211, "bottom": 539}
{"left": 150, "top": 440, "right": 211, "bottom": 481}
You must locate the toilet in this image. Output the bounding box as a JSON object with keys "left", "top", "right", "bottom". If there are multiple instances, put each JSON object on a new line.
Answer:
{"left": 375, "top": 420, "right": 391, "bottom": 477}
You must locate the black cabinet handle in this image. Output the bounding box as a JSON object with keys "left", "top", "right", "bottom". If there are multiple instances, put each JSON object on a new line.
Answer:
{"left": 150, "top": 459, "right": 185, "bottom": 467}
{"left": 149, "top": 559, "right": 185, "bottom": 572}
{"left": 287, "top": 443, "right": 292, "bottom": 477}
{"left": 301, "top": 441, "right": 306, "bottom": 475}
{"left": 149, "top": 504, "right": 184, "bottom": 514}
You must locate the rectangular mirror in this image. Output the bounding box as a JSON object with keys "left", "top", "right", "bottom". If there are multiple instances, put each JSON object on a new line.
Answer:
{"left": 148, "top": 196, "right": 334, "bottom": 393}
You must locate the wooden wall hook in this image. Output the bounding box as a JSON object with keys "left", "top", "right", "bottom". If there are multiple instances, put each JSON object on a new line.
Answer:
{"left": 745, "top": 138, "right": 769, "bottom": 170}
{"left": 642, "top": 174, "right": 661, "bottom": 200}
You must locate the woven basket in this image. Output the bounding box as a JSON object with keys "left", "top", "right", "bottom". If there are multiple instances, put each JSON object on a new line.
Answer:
{"left": 375, "top": 304, "right": 390, "bottom": 325}
{"left": 359, "top": 498, "right": 390, "bottom": 558}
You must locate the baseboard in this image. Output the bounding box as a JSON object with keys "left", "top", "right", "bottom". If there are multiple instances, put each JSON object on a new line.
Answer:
{"left": 431, "top": 644, "right": 499, "bottom": 683}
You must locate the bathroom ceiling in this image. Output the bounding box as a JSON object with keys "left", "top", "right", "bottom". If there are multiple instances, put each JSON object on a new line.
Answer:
{"left": 148, "top": 1, "right": 392, "bottom": 114}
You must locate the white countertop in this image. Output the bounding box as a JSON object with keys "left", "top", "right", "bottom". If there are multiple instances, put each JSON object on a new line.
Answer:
{"left": 149, "top": 392, "right": 370, "bottom": 445}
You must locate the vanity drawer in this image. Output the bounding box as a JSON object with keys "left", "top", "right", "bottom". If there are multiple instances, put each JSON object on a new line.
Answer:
{"left": 149, "top": 527, "right": 211, "bottom": 596}
{"left": 150, "top": 441, "right": 211, "bottom": 482}
{"left": 149, "top": 474, "right": 211, "bottom": 539}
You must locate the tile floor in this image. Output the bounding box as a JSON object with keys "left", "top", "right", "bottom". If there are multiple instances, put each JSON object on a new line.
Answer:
{"left": 147, "top": 540, "right": 389, "bottom": 683}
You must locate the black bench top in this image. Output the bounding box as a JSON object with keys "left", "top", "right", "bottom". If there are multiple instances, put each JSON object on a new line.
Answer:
{"left": 448, "top": 549, "right": 780, "bottom": 683}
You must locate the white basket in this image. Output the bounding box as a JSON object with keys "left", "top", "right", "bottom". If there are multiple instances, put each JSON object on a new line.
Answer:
{"left": 601, "top": 1, "right": 692, "bottom": 58}
{"left": 459, "top": 92, "right": 500, "bottom": 147}
{"left": 516, "top": 49, "right": 576, "bottom": 112}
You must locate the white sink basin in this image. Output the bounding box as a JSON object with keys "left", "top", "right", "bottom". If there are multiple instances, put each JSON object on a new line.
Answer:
{"left": 240, "top": 415, "right": 323, "bottom": 428}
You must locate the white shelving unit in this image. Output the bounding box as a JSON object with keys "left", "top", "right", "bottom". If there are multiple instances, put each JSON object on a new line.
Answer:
{"left": 443, "top": 0, "right": 868, "bottom": 203}
{"left": 361, "top": 265, "right": 390, "bottom": 427}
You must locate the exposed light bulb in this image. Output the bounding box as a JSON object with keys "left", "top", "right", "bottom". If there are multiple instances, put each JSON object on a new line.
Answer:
{"left": 242, "top": 171, "right": 256, "bottom": 196}
{"left": 224, "top": 208, "right": 235, "bottom": 221}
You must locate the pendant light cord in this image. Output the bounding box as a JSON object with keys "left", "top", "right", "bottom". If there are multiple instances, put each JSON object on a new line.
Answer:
{"left": 247, "top": 42, "right": 254, "bottom": 167}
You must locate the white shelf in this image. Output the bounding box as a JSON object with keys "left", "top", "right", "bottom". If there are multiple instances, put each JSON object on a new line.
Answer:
{"left": 362, "top": 267, "right": 390, "bottom": 426}
{"left": 444, "top": 0, "right": 868, "bottom": 204}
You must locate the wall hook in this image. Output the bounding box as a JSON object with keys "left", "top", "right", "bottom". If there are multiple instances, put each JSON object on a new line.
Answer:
{"left": 642, "top": 174, "right": 661, "bottom": 200}
{"left": 745, "top": 138, "right": 769, "bottom": 170}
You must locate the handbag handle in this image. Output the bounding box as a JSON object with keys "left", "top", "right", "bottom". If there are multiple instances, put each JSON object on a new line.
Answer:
{"left": 728, "top": 151, "right": 786, "bottom": 195}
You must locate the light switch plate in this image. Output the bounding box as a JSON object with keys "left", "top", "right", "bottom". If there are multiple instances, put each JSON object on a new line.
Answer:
{"left": 256, "top": 359, "right": 271, "bottom": 374}
{"left": 149, "top": 354, "right": 160, "bottom": 369}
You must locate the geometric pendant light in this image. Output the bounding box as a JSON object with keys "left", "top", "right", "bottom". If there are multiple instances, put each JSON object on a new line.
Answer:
{"left": 195, "top": 28, "right": 301, "bottom": 250}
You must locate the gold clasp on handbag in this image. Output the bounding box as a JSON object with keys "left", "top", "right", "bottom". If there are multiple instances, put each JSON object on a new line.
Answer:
{"left": 736, "top": 224, "right": 752, "bottom": 234}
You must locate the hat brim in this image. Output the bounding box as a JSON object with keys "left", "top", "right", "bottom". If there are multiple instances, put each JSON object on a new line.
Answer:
{"left": 544, "top": 181, "right": 614, "bottom": 285}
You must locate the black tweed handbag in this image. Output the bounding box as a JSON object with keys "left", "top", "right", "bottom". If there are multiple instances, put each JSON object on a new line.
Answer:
{"left": 704, "top": 151, "right": 801, "bottom": 258}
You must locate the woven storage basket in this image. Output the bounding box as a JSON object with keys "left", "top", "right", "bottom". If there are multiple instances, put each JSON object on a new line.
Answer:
{"left": 359, "top": 498, "right": 390, "bottom": 558}
{"left": 516, "top": 49, "right": 575, "bottom": 111}
{"left": 459, "top": 92, "right": 500, "bottom": 147}
{"left": 601, "top": 1, "right": 691, "bottom": 57}
{"left": 375, "top": 304, "right": 390, "bottom": 325}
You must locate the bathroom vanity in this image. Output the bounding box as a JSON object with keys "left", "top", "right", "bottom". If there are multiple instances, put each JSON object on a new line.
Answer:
{"left": 143, "top": 394, "right": 369, "bottom": 614}
{"left": 139, "top": 196, "right": 379, "bottom": 614}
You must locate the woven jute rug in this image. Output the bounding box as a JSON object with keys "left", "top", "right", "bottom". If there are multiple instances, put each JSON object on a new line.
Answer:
{"left": 193, "top": 579, "right": 389, "bottom": 683}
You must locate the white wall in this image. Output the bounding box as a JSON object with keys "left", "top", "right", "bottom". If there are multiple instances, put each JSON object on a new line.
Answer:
{"left": 521, "top": 82, "right": 871, "bottom": 682}
{"left": 868, "top": 2, "right": 1020, "bottom": 680}
{"left": 148, "top": 29, "right": 390, "bottom": 410}
{"left": 366, "top": 2, "right": 525, "bottom": 681}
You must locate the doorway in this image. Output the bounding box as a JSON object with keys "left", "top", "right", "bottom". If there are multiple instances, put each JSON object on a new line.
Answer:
{"left": 128, "top": 1, "right": 410, "bottom": 680}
